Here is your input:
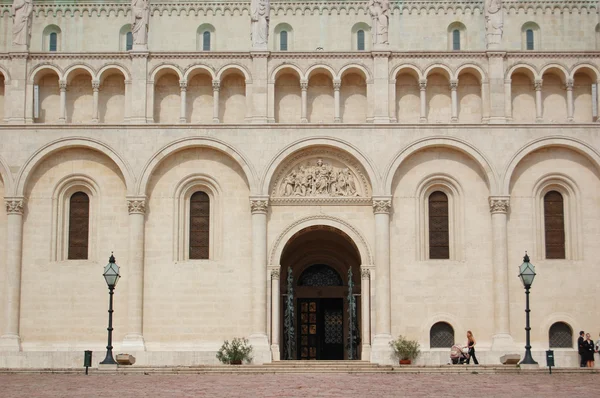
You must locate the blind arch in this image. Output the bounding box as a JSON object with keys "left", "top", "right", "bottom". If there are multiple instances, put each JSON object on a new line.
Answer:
{"left": 68, "top": 191, "right": 90, "bottom": 260}
{"left": 429, "top": 191, "right": 449, "bottom": 259}
{"left": 544, "top": 190, "right": 565, "bottom": 259}
{"left": 189, "top": 191, "right": 210, "bottom": 259}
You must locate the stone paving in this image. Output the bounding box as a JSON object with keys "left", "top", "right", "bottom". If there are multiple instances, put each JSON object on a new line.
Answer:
{"left": 1, "top": 373, "right": 599, "bottom": 397}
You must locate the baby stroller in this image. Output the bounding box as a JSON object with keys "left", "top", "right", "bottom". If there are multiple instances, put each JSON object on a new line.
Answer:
{"left": 450, "top": 344, "right": 469, "bottom": 364}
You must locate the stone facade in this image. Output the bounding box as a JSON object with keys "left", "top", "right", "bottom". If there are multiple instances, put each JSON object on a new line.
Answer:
{"left": 0, "top": 0, "right": 599, "bottom": 368}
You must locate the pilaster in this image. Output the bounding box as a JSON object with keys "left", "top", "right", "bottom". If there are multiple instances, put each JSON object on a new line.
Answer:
{"left": 130, "top": 51, "right": 149, "bottom": 123}
{"left": 250, "top": 52, "right": 269, "bottom": 123}
{"left": 486, "top": 51, "right": 507, "bottom": 124}
{"left": 372, "top": 51, "right": 391, "bottom": 123}
{"left": 7, "top": 53, "right": 28, "bottom": 124}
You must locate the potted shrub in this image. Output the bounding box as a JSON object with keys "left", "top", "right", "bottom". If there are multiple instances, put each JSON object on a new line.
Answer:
{"left": 389, "top": 335, "right": 420, "bottom": 365}
{"left": 216, "top": 337, "right": 253, "bottom": 365}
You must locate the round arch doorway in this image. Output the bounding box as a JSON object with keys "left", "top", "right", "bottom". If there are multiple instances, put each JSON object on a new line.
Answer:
{"left": 279, "top": 225, "right": 362, "bottom": 360}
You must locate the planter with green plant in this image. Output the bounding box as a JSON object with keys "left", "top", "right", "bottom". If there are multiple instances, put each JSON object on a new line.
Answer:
{"left": 389, "top": 335, "right": 420, "bottom": 365}
{"left": 216, "top": 337, "right": 253, "bottom": 365}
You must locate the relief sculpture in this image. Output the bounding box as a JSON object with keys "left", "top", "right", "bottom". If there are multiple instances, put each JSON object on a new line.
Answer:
{"left": 279, "top": 159, "right": 360, "bottom": 197}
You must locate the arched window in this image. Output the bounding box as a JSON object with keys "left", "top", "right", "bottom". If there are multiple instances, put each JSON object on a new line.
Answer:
{"left": 68, "top": 192, "right": 90, "bottom": 260}
{"left": 126, "top": 32, "right": 133, "bottom": 51}
{"left": 544, "top": 191, "right": 565, "bottom": 259}
{"left": 452, "top": 29, "right": 460, "bottom": 50}
{"left": 203, "top": 31, "right": 211, "bottom": 51}
{"left": 298, "top": 264, "right": 343, "bottom": 287}
{"left": 280, "top": 31, "right": 288, "bottom": 51}
{"left": 357, "top": 30, "right": 365, "bottom": 51}
{"left": 429, "top": 191, "right": 449, "bottom": 259}
{"left": 430, "top": 322, "right": 454, "bottom": 348}
{"left": 189, "top": 191, "right": 210, "bottom": 259}
{"left": 526, "top": 29, "right": 534, "bottom": 50}
{"left": 549, "top": 322, "right": 573, "bottom": 348}
{"left": 49, "top": 32, "right": 58, "bottom": 52}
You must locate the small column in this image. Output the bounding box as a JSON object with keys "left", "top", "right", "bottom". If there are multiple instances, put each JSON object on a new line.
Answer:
{"left": 124, "top": 80, "right": 132, "bottom": 122}
{"left": 0, "top": 198, "right": 25, "bottom": 351}
{"left": 534, "top": 79, "right": 543, "bottom": 122}
{"left": 388, "top": 79, "right": 397, "bottom": 123}
{"left": 91, "top": 80, "right": 100, "bottom": 123}
{"left": 372, "top": 51, "right": 391, "bottom": 123}
{"left": 122, "top": 197, "right": 147, "bottom": 351}
{"left": 371, "top": 197, "right": 392, "bottom": 363}
{"left": 360, "top": 267, "right": 372, "bottom": 361}
{"left": 59, "top": 80, "right": 67, "bottom": 123}
{"left": 333, "top": 79, "right": 341, "bottom": 123}
{"left": 179, "top": 80, "right": 187, "bottom": 123}
{"left": 249, "top": 197, "right": 270, "bottom": 363}
{"left": 130, "top": 51, "right": 149, "bottom": 123}
{"left": 270, "top": 268, "right": 280, "bottom": 361}
{"left": 489, "top": 197, "right": 515, "bottom": 352}
{"left": 597, "top": 80, "right": 600, "bottom": 122}
{"left": 504, "top": 79, "right": 512, "bottom": 122}
{"left": 566, "top": 79, "right": 574, "bottom": 122}
{"left": 212, "top": 80, "right": 220, "bottom": 123}
{"left": 300, "top": 79, "right": 308, "bottom": 123}
{"left": 419, "top": 79, "right": 427, "bottom": 123}
{"left": 450, "top": 79, "right": 459, "bottom": 122}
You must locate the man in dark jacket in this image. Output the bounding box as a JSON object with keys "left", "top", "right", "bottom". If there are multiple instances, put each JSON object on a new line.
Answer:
{"left": 578, "top": 331, "right": 585, "bottom": 367}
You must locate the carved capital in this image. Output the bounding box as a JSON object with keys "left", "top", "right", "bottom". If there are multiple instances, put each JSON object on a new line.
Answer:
{"left": 59, "top": 81, "right": 67, "bottom": 91}
{"left": 300, "top": 80, "right": 308, "bottom": 91}
{"left": 534, "top": 79, "right": 543, "bottom": 91}
{"left": 271, "top": 269, "right": 280, "bottom": 280}
{"left": 360, "top": 268, "right": 370, "bottom": 280}
{"left": 450, "top": 79, "right": 458, "bottom": 90}
{"left": 92, "top": 81, "right": 100, "bottom": 91}
{"left": 333, "top": 80, "right": 341, "bottom": 90}
{"left": 372, "top": 199, "right": 392, "bottom": 214}
{"left": 419, "top": 79, "right": 427, "bottom": 90}
{"left": 250, "top": 199, "right": 269, "bottom": 214}
{"left": 565, "top": 79, "right": 574, "bottom": 90}
{"left": 5, "top": 199, "right": 24, "bottom": 215}
{"left": 179, "top": 80, "right": 187, "bottom": 91}
{"left": 127, "top": 199, "right": 146, "bottom": 215}
{"left": 212, "top": 80, "right": 220, "bottom": 91}
{"left": 489, "top": 197, "right": 510, "bottom": 214}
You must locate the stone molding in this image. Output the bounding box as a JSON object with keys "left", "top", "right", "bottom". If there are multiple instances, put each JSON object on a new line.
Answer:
{"left": 5, "top": 198, "right": 25, "bottom": 215}
{"left": 127, "top": 198, "right": 147, "bottom": 215}
{"left": 489, "top": 197, "right": 510, "bottom": 214}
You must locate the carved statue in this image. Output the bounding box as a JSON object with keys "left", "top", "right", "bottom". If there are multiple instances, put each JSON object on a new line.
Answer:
{"left": 251, "top": 0, "right": 270, "bottom": 49}
{"left": 278, "top": 159, "right": 361, "bottom": 198}
{"left": 131, "top": 0, "right": 150, "bottom": 46}
{"left": 484, "top": 0, "right": 503, "bottom": 49}
{"left": 11, "top": 0, "right": 33, "bottom": 47}
{"left": 368, "top": 0, "right": 389, "bottom": 46}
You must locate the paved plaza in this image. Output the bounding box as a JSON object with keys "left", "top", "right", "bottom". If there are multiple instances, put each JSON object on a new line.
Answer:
{"left": 0, "top": 373, "right": 599, "bottom": 397}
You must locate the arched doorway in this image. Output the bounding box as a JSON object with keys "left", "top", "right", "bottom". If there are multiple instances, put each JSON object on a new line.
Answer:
{"left": 279, "top": 225, "right": 362, "bottom": 360}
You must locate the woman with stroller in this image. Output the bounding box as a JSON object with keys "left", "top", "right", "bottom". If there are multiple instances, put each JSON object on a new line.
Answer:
{"left": 465, "top": 331, "right": 479, "bottom": 365}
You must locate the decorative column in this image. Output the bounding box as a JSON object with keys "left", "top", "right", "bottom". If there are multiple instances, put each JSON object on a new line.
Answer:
{"left": 8, "top": 53, "right": 28, "bottom": 124}
{"left": 597, "top": 80, "right": 600, "bottom": 122}
{"left": 504, "top": 79, "right": 512, "bottom": 122}
{"left": 371, "top": 197, "right": 392, "bottom": 364}
{"left": 91, "top": 80, "right": 100, "bottom": 123}
{"left": 179, "top": 80, "right": 187, "bottom": 123}
{"left": 360, "top": 267, "right": 372, "bottom": 360}
{"left": 481, "top": 79, "right": 491, "bottom": 123}
{"left": 372, "top": 51, "right": 391, "bottom": 123}
{"left": 419, "top": 79, "right": 427, "bottom": 123}
{"left": 59, "top": 80, "right": 67, "bottom": 123}
{"left": 566, "top": 79, "right": 574, "bottom": 122}
{"left": 333, "top": 79, "right": 341, "bottom": 123}
{"left": 0, "top": 198, "right": 25, "bottom": 351}
{"left": 212, "top": 80, "right": 220, "bottom": 123}
{"left": 300, "top": 79, "right": 308, "bottom": 123}
{"left": 450, "top": 79, "right": 459, "bottom": 122}
{"left": 249, "top": 197, "right": 270, "bottom": 363}
{"left": 489, "top": 197, "right": 515, "bottom": 352}
{"left": 388, "top": 79, "right": 397, "bottom": 123}
{"left": 534, "top": 79, "right": 543, "bottom": 122}
{"left": 270, "top": 268, "right": 280, "bottom": 361}
{"left": 122, "top": 197, "right": 147, "bottom": 351}
{"left": 130, "top": 52, "right": 149, "bottom": 123}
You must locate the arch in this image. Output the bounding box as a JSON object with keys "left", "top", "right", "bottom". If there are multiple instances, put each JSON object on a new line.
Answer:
{"left": 197, "top": 23, "right": 215, "bottom": 51}
{"left": 306, "top": 64, "right": 336, "bottom": 81}
{"left": 506, "top": 63, "right": 539, "bottom": 81}
{"left": 539, "top": 313, "right": 579, "bottom": 348}
{"left": 455, "top": 63, "right": 486, "bottom": 83}
{"left": 29, "top": 64, "right": 63, "bottom": 83}
{"left": 0, "top": 65, "right": 11, "bottom": 84}
{"left": 15, "top": 137, "right": 136, "bottom": 197}
{"left": 119, "top": 24, "right": 132, "bottom": 51}
{"left": 0, "top": 153, "right": 14, "bottom": 195}
{"left": 548, "top": 321, "right": 574, "bottom": 348}
{"left": 63, "top": 64, "right": 96, "bottom": 83}
{"left": 419, "top": 313, "right": 465, "bottom": 349}
{"left": 138, "top": 137, "right": 258, "bottom": 196}
{"left": 149, "top": 63, "right": 183, "bottom": 81}
{"left": 447, "top": 22, "right": 466, "bottom": 51}
{"left": 424, "top": 64, "right": 453, "bottom": 81}
{"left": 521, "top": 22, "right": 540, "bottom": 50}
{"left": 540, "top": 63, "right": 569, "bottom": 84}
{"left": 351, "top": 22, "right": 370, "bottom": 51}
{"left": 501, "top": 136, "right": 600, "bottom": 195}
{"left": 216, "top": 64, "right": 251, "bottom": 82}
{"left": 97, "top": 63, "right": 131, "bottom": 82}
{"left": 390, "top": 64, "right": 423, "bottom": 80}
{"left": 260, "top": 136, "right": 380, "bottom": 196}
{"left": 569, "top": 63, "right": 600, "bottom": 81}
{"left": 270, "top": 63, "right": 303, "bottom": 82}
{"left": 269, "top": 215, "right": 373, "bottom": 267}
{"left": 183, "top": 64, "right": 216, "bottom": 81}
{"left": 384, "top": 136, "right": 497, "bottom": 195}
{"left": 43, "top": 25, "right": 61, "bottom": 52}
{"left": 274, "top": 22, "right": 293, "bottom": 51}
{"left": 429, "top": 321, "right": 455, "bottom": 348}
{"left": 337, "top": 63, "right": 372, "bottom": 82}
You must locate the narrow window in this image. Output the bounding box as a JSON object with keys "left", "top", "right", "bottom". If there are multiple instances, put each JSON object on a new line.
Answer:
{"left": 526, "top": 29, "right": 534, "bottom": 50}
{"left": 429, "top": 191, "right": 449, "bottom": 259}
{"left": 549, "top": 322, "right": 573, "bottom": 348}
{"left": 189, "top": 191, "right": 210, "bottom": 259}
{"left": 544, "top": 191, "right": 565, "bottom": 259}
{"left": 430, "top": 322, "right": 455, "bottom": 348}
{"left": 202, "top": 31, "right": 211, "bottom": 51}
{"left": 452, "top": 29, "right": 460, "bottom": 50}
{"left": 280, "top": 31, "right": 288, "bottom": 51}
{"left": 68, "top": 192, "right": 89, "bottom": 260}
{"left": 126, "top": 31, "right": 133, "bottom": 51}
{"left": 49, "top": 32, "right": 57, "bottom": 52}
{"left": 357, "top": 30, "right": 365, "bottom": 51}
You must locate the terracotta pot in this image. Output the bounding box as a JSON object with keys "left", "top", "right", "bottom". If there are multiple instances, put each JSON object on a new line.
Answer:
{"left": 230, "top": 360, "right": 242, "bottom": 365}
{"left": 399, "top": 359, "right": 412, "bottom": 365}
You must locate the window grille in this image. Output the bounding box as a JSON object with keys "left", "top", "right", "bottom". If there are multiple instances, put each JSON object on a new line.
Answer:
{"left": 549, "top": 322, "right": 572, "bottom": 348}
{"left": 68, "top": 192, "right": 89, "bottom": 260}
{"left": 189, "top": 191, "right": 210, "bottom": 259}
{"left": 298, "top": 264, "right": 343, "bottom": 287}
{"left": 429, "top": 191, "right": 449, "bottom": 259}
{"left": 544, "top": 191, "right": 565, "bottom": 259}
{"left": 430, "top": 322, "right": 454, "bottom": 348}
{"left": 357, "top": 30, "right": 365, "bottom": 51}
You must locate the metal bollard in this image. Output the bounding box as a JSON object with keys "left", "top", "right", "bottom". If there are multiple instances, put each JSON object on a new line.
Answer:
{"left": 84, "top": 350, "right": 93, "bottom": 375}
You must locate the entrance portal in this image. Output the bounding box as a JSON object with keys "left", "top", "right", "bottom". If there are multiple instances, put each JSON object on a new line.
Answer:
{"left": 279, "top": 226, "right": 362, "bottom": 360}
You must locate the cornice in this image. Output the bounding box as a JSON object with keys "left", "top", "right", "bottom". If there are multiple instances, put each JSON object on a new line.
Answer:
{"left": 27, "top": 52, "right": 131, "bottom": 60}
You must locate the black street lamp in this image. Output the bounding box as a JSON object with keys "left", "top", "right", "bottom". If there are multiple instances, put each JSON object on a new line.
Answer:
{"left": 518, "top": 253, "right": 538, "bottom": 365}
{"left": 100, "top": 253, "right": 120, "bottom": 365}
